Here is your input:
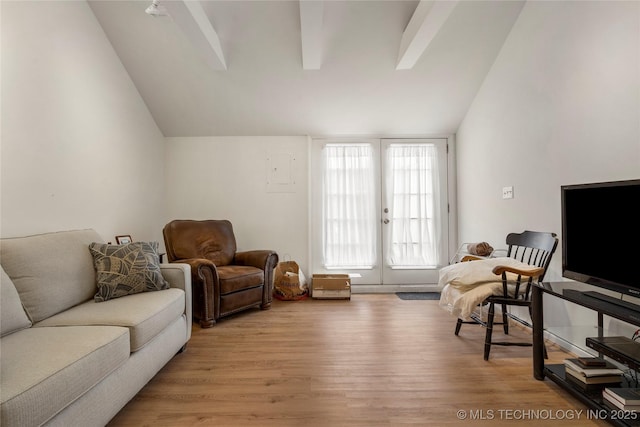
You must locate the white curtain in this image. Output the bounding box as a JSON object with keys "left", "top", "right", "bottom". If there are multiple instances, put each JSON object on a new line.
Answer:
{"left": 386, "top": 144, "right": 440, "bottom": 267}
{"left": 322, "top": 144, "right": 376, "bottom": 268}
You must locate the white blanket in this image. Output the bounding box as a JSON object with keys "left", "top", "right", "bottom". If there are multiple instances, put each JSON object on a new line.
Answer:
{"left": 438, "top": 257, "right": 538, "bottom": 320}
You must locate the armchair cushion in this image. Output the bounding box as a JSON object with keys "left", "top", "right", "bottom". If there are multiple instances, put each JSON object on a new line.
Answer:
{"left": 217, "top": 265, "right": 264, "bottom": 294}
{"left": 89, "top": 242, "right": 169, "bottom": 302}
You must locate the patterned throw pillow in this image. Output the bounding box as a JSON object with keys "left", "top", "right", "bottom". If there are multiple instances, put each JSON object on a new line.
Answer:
{"left": 89, "top": 241, "right": 170, "bottom": 302}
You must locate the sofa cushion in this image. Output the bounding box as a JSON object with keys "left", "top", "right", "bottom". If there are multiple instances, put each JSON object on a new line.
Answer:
{"left": 90, "top": 241, "right": 170, "bottom": 302}
{"left": 0, "top": 266, "right": 32, "bottom": 337}
{"left": 35, "top": 288, "right": 185, "bottom": 351}
{"left": 0, "top": 229, "right": 101, "bottom": 323}
{"left": 0, "top": 325, "right": 129, "bottom": 427}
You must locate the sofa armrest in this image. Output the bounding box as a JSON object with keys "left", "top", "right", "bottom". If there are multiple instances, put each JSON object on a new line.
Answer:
{"left": 160, "top": 263, "right": 192, "bottom": 340}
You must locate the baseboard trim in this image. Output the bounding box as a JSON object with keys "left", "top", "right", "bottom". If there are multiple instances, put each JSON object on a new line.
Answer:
{"left": 352, "top": 284, "right": 442, "bottom": 294}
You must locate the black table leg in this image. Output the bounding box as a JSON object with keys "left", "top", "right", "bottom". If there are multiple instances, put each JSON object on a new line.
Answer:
{"left": 532, "top": 285, "right": 545, "bottom": 380}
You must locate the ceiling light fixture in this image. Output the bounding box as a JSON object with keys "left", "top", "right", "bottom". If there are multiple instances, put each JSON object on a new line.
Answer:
{"left": 145, "top": 0, "right": 169, "bottom": 17}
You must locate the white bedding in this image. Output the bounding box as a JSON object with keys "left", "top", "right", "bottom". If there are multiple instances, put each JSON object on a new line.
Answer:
{"left": 437, "top": 257, "right": 539, "bottom": 320}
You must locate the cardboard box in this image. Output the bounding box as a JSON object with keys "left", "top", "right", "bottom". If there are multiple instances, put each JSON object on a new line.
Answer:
{"left": 312, "top": 274, "right": 351, "bottom": 299}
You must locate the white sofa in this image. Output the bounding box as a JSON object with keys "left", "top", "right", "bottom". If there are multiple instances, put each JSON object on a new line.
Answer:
{"left": 0, "top": 229, "right": 192, "bottom": 426}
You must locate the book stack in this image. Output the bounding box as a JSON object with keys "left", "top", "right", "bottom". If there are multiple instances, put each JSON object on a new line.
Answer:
{"left": 563, "top": 357, "right": 624, "bottom": 390}
{"left": 603, "top": 388, "right": 640, "bottom": 412}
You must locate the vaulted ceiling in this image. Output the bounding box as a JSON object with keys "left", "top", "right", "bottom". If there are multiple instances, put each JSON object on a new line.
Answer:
{"left": 88, "top": 0, "right": 525, "bottom": 137}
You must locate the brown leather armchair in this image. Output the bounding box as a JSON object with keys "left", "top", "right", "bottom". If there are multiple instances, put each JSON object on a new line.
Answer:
{"left": 163, "top": 219, "right": 279, "bottom": 328}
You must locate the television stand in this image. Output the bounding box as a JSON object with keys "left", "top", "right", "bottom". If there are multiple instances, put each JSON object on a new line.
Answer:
{"left": 532, "top": 282, "right": 640, "bottom": 427}
{"left": 583, "top": 291, "right": 640, "bottom": 312}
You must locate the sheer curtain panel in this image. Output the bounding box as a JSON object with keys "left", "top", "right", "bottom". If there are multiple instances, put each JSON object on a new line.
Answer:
{"left": 385, "top": 144, "right": 440, "bottom": 268}
{"left": 322, "top": 144, "right": 376, "bottom": 269}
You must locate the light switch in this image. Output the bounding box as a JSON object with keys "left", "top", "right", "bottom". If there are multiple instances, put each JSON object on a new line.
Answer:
{"left": 502, "top": 186, "right": 514, "bottom": 199}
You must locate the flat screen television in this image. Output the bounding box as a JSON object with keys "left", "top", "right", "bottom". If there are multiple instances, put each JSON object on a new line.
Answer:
{"left": 561, "top": 179, "right": 640, "bottom": 300}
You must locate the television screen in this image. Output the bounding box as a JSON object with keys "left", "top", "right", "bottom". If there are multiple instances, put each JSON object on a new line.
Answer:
{"left": 561, "top": 179, "right": 640, "bottom": 297}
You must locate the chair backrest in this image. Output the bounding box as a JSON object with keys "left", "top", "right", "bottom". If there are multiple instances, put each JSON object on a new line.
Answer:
{"left": 163, "top": 220, "right": 237, "bottom": 266}
{"left": 505, "top": 230, "right": 558, "bottom": 282}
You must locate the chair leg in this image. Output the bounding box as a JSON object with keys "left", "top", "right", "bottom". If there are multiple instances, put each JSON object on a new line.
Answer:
{"left": 484, "top": 302, "right": 495, "bottom": 360}
{"left": 502, "top": 304, "right": 509, "bottom": 334}
{"left": 455, "top": 318, "right": 463, "bottom": 336}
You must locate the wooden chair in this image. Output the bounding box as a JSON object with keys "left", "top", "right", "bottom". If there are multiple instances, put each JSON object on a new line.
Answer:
{"left": 454, "top": 230, "right": 558, "bottom": 360}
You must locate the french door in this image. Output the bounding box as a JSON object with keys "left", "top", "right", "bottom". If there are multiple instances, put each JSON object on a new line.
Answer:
{"left": 310, "top": 138, "right": 449, "bottom": 289}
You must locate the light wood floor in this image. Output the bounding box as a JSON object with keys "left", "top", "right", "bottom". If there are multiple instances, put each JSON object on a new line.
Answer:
{"left": 108, "top": 294, "right": 607, "bottom": 426}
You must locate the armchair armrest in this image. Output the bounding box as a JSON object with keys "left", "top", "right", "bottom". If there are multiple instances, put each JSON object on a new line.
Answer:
{"left": 173, "top": 258, "right": 219, "bottom": 285}
{"left": 172, "top": 258, "right": 219, "bottom": 328}
{"left": 234, "top": 250, "right": 279, "bottom": 271}
{"left": 234, "top": 250, "right": 279, "bottom": 308}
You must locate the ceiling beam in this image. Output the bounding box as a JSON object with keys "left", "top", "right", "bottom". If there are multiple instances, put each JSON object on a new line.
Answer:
{"left": 299, "top": 1, "right": 323, "bottom": 70}
{"left": 164, "top": 0, "right": 227, "bottom": 70}
{"left": 396, "top": 0, "right": 458, "bottom": 70}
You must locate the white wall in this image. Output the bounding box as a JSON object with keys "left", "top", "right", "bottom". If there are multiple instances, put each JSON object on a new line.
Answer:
{"left": 1, "top": 1, "right": 166, "bottom": 243}
{"left": 456, "top": 1, "right": 640, "bottom": 349}
{"left": 457, "top": 0, "right": 639, "bottom": 277}
{"left": 165, "top": 136, "right": 309, "bottom": 271}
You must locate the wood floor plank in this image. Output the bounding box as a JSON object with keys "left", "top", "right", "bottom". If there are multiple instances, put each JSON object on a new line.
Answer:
{"left": 108, "top": 294, "right": 607, "bottom": 426}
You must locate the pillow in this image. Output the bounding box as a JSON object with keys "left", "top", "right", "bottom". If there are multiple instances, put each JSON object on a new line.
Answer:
{"left": 89, "top": 241, "right": 170, "bottom": 302}
{"left": 466, "top": 241, "right": 494, "bottom": 256}
{"left": 1, "top": 265, "right": 32, "bottom": 336}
